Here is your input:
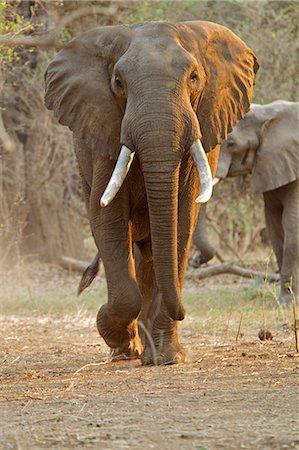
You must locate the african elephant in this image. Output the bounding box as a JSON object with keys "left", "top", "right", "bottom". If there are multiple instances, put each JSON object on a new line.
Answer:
{"left": 45, "top": 21, "right": 257, "bottom": 364}
{"left": 191, "top": 101, "right": 299, "bottom": 306}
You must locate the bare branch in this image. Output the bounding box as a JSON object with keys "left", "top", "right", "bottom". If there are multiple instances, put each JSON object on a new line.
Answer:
{"left": 0, "top": 5, "right": 118, "bottom": 50}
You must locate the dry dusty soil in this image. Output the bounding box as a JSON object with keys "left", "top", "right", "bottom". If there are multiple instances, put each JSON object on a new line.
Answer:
{"left": 1, "top": 266, "right": 299, "bottom": 450}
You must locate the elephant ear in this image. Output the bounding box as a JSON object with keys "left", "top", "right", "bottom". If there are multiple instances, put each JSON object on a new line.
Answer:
{"left": 182, "top": 21, "right": 258, "bottom": 152}
{"left": 45, "top": 25, "right": 131, "bottom": 160}
{"left": 251, "top": 101, "right": 299, "bottom": 192}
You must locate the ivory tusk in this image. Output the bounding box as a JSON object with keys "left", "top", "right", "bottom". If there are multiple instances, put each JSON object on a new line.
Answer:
{"left": 190, "top": 139, "right": 213, "bottom": 204}
{"left": 100, "top": 145, "right": 135, "bottom": 207}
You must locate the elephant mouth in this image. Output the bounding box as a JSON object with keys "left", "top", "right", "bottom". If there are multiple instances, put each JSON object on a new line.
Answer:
{"left": 100, "top": 139, "right": 213, "bottom": 207}
{"left": 227, "top": 165, "right": 251, "bottom": 177}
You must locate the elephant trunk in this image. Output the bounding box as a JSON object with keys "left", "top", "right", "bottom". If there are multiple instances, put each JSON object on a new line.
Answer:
{"left": 141, "top": 151, "right": 185, "bottom": 321}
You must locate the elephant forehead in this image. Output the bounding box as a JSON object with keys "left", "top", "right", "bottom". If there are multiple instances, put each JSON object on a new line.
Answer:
{"left": 131, "top": 21, "right": 180, "bottom": 40}
{"left": 123, "top": 45, "right": 193, "bottom": 71}
{"left": 129, "top": 23, "right": 186, "bottom": 55}
{"left": 118, "top": 39, "right": 199, "bottom": 79}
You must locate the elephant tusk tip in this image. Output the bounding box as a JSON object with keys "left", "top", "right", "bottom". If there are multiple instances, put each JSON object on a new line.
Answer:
{"left": 100, "top": 197, "right": 109, "bottom": 207}
{"left": 195, "top": 190, "right": 213, "bottom": 204}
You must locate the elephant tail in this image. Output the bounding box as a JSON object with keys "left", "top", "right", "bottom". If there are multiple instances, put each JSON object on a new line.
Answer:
{"left": 77, "top": 251, "right": 101, "bottom": 296}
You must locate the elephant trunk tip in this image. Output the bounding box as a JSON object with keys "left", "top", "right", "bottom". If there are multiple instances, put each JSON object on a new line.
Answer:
{"left": 164, "top": 294, "right": 186, "bottom": 321}
{"left": 176, "top": 306, "right": 186, "bottom": 321}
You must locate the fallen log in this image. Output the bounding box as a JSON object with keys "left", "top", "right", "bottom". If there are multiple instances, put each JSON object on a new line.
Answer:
{"left": 186, "top": 262, "right": 280, "bottom": 283}
{"left": 59, "top": 256, "right": 89, "bottom": 273}
{"left": 60, "top": 257, "right": 280, "bottom": 284}
{"left": 59, "top": 255, "right": 101, "bottom": 295}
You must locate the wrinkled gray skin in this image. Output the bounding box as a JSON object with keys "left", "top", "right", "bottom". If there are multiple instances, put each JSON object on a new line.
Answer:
{"left": 45, "top": 21, "right": 257, "bottom": 364}
{"left": 191, "top": 101, "right": 299, "bottom": 306}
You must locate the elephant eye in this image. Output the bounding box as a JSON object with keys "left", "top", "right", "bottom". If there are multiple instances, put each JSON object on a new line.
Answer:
{"left": 115, "top": 77, "right": 123, "bottom": 89}
{"left": 112, "top": 73, "right": 126, "bottom": 97}
{"left": 190, "top": 71, "right": 199, "bottom": 82}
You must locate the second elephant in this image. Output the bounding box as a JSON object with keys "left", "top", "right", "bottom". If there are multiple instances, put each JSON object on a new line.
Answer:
{"left": 191, "top": 100, "right": 299, "bottom": 306}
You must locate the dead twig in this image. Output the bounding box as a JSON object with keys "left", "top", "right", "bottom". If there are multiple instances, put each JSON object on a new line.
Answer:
{"left": 223, "top": 311, "right": 232, "bottom": 346}
{"left": 138, "top": 321, "right": 157, "bottom": 366}
{"left": 73, "top": 361, "right": 109, "bottom": 375}
{"left": 287, "top": 283, "right": 299, "bottom": 353}
{"left": 25, "top": 395, "right": 47, "bottom": 401}
{"left": 235, "top": 313, "right": 243, "bottom": 351}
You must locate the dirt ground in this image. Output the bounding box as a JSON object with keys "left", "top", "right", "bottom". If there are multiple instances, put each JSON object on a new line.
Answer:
{"left": 1, "top": 267, "right": 299, "bottom": 450}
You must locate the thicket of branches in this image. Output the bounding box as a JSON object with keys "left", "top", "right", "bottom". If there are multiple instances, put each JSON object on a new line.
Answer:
{"left": 0, "top": 0, "right": 298, "bottom": 265}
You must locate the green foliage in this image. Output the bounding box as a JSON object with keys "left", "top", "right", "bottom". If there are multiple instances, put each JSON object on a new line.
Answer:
{"left": 0, "top": 45, "right": 19, "bottom": 63}
{"left": 59, "top": 26, "right": 72, "bottom": 43}
{"left": 126, "top": 0, "right": 172, "bottom": 23}
{"left": 284, "top": 281, "right": 292, "bottom": 290}
{"left": 0, "top": 2, "right": 23, "bottom": 34}
{"left": 0, "top": 1, "right": 35, "bottom": 66}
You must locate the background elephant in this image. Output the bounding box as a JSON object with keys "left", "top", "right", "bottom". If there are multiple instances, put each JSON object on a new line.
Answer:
{"left": 45, "top": 21, "right": 257, "bottom": 365}
{"left": 191, "top": 100, "right": 299, "bottom": 306}
{"left": 191, "top": 203, "right": 218, "bottom": 266}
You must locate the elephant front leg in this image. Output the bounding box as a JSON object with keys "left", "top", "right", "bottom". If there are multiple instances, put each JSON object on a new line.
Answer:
{"left": 90, "top": 189, "right": 143, "bottom": 359}
{"left": 96, "top": 237, "right": 143, "bottom": 357}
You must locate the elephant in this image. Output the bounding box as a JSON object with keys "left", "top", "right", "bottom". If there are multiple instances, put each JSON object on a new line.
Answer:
{"left": 191, "top": 100, "right": 299, "bottom": 306}
{"left": 45, "top": 21, "right": 258, "bottom": 365}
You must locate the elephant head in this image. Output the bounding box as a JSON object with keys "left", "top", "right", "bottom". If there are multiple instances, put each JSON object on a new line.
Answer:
{"left": 45, "top": 21, "right": 257, "bottom": 320}
{"left": 217, "top": 101, "right": 299, "bottom": 192}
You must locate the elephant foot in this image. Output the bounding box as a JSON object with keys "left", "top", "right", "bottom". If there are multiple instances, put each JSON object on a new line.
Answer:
{"left": 188, "top": 254, "right": 202, "bottom": 269}
{"left": 141, "top": 338, "right": 186, "bottom": 366}
{"left": 188, "top": 251, "right": 215, "bottom": 268}
{"left": 110, "top": 335, "right": 143, "bottom": 360}
{"left": 97, "top": 304, "right": 143, "bottom": 358}
{"left": 110, "top": 348, "right": 141, "bottom": 361}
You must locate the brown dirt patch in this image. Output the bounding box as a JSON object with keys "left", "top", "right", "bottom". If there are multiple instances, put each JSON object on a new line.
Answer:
{"left": 1, "top": 313, "right": 298, "bottom": 450}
